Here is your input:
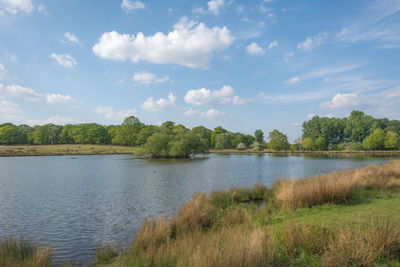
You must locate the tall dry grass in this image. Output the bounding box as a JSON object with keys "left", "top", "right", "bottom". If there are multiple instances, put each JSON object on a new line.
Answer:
{"left": 0, "top": 238, "right": 52, "bottom": 267}
{"left": 275, "top": 160, "right": 400, "bottom": 208}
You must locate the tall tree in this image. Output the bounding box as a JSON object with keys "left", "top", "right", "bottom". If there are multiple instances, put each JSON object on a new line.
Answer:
{"left": 268, "top": 129, "right": 289, "bottom": 151}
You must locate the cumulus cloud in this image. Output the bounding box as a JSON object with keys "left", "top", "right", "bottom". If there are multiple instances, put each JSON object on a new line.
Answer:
{"left": 321, "top": 93, "right": 358, "bottom": 109}
{"left": 321, "top": 86, "right": 400, "bottom": 118}
{"left": 184, "top": 108, "right": 226, "bottom": 120}
{"left": 63, "top": 32, "right": 80, "bottom": 45}
{"left": 208, "top": 0, "right": 224, "bottom": 15}
{"left": 95, "top": 106, "right": 137, "bottom": 121}
{"left": 268, "top": 40, "right": 278, "bottom": 50}
{"left": 121, "top": 0, "right": 145, "bottom": 12}
{"left": 246, "top": 42, "right": 265, "bottom": 55}
{"left": 0, "top": 84, "right": 41, "bottom": 101}
{"left": 141, "top": 93, "right": 176, "bottom": 111}
{"left": 92, "top": 17, "right": 233, "bottom": 68}
{"left": 50, "top": 53, "right": 77, "bottom": 68}
{"left": 133, "top": 71, "right": 170, "bottom": 84}
{"left": 184, "top": 85, "right": 247, "bottom": 106}
{"left": 297, "top": 32, "right": 328, "bottom": 51}
{"left": 0, "top": 0, "right": 34, "bottom": 14}
{"left": 46, "top": 93, "right": 73, "bottom": 103}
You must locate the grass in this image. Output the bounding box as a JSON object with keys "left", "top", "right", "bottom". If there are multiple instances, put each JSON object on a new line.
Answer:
{"left": 104, "top": 160, "right": 400, "bottom": 267}
{"left": 0, "top": 144, "right": 138, "bottom": 157}
{"left": 0, "top": 238, "right": 52, "bottom": 267}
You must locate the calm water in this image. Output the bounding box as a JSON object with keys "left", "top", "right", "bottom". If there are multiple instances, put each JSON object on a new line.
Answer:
{"left": 0, "top": 153, "right": 396, "bottom": 266}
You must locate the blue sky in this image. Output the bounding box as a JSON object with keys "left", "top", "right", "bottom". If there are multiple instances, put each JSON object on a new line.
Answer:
{"left": 0, "top": 0, "right": 399, "bottom": 141}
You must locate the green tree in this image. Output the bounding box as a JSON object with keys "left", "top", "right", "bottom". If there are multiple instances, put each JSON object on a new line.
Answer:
{"left": 214, "top": 133, "right": 231, "bottom": 149}
{"left": 211, "top": 126, "right": 227, "bottom": 148}
{"left": 314, "top": 136, "right": 327, "bottom": 151}
{"left": 384, "top": 131, "right": 400, "bottom": 150}
{"left": 302, "top": 137, "right": 314, "bottom": 151}
{"left": 362, "top": 128, "right": 385, "bottom": 150}
{"left": 268, "top": 129, "right": 289, "bottom": 151}
{"left": 191, "top": 126, "right": 212, "bottom": 148}
{"left": 254, "top": 129, "right": 264, "bottom": 143}
{"left": 139, "top": 125, "right": 208, "bottom": 158}
{"left": 0, "top": 124, "right": 25, "bottom": 144}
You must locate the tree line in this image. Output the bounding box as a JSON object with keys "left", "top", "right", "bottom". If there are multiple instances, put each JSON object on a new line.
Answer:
{"left": 301, "top": 110, "right": 400, "bottom": 151}
{"left": 0, "top": 110, "right": 399, "bottom": 154}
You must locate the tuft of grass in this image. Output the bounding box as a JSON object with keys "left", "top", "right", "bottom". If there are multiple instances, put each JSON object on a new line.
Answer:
{"left": 274, "top": 160, "right": 400, "bottom": 208}
{"left": 93, "top": 246, "right": 119, "bottom": 265}
{"left": 0, "top": 238, "right": 52, "bottom": 267}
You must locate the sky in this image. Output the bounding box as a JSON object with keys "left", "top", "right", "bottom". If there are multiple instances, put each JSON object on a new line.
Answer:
{"left": 0, "top": 0, "right": 399, "bottom": 142}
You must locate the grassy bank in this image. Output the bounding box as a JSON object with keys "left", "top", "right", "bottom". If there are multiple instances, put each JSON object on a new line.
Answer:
{"left": 0, "top": 144, "right": 138, "bottom": 157}
{"left": 104, "top": 160, "right": 400, "bottom": 267}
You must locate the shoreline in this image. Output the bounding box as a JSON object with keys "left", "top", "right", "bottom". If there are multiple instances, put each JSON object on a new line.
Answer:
{"left": 1, "top": 144, "right": 400, "bottom": 157}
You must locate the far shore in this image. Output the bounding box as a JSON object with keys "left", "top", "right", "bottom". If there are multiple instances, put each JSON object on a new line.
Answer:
{"left": 1, "top": 144, "right": 400, "bottom": 157}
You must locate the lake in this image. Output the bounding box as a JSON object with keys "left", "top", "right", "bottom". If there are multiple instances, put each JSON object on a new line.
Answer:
{"left": 0, "top": 153, "right": 396, "bottom": 266}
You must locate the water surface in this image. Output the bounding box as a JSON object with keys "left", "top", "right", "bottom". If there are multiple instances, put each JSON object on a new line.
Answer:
{"left": 0, "top": 153, "right": 395, "bottom": 265}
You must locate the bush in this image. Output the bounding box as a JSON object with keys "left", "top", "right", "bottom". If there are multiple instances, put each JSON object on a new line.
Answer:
{"left": 236, "top": 143, "right": 247, "bottom": 150}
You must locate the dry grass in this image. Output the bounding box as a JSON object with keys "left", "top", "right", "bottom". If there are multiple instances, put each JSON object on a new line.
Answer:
{"left": 275, "top": 160, "right": 400, "bottom": 208}
{"left": 0, "top": 238, "right": 52, "bottom": 267}
{"left": 323, "top": 220, "right": 400, "bottom": 266}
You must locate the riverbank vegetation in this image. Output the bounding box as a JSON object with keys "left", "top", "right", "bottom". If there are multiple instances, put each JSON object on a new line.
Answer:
{"left": 102, "top": 160, "right": 400, "bottom": 266}
{"left": 1, "top": 111, "right": 400, "bottom": 155}
{"left": 0, "top": 238, "right": 52, "bottom": 267}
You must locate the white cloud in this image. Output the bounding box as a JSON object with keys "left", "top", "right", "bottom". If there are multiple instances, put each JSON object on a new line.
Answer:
{"left": 46, "top": 93, "right": 73, "bottom": 103}
{"left": 321, "top": 86, "right": 400, "bottom": 118}
{"left": 321, "top": 93, "right": 359, "bottom": 110}
{"left": 0, "top": 63, "right": 17, "bottom": 82}
{"left": 259, "top": 91, "right": 328, "bottom": 104}
{"left": 297, "top": 32, "right": 327, "bottom": 51}
{"left": 336, "top": 1, "right": 400, "bottom": 45}
{"left": 287, "top": 76, "right": 299, "bottom": 84}
{"left": 121, "top": 0, "right": 145, "bottom": 12}
{"left": 192, "top": 7, "right": 205, "bottom": 14}
{"left": 133, "top": 71, "right": 170, "bottom": 84}
{"left": 246, "top": 42, "right": 265, "bottom": 55}
{"left": 63, "top": 32, "right": 80, "bottom": 45}
{"left": 50, "top": 53, "right": 77, "bottom": 68}
{"left": 184, "top": 85, "right": 246, "bottom": 106}
{"left": 141, "top": 93, "right": 176, "bottom": 111}
{"left": 288, "top": 65, "right": 362, "bottom": 84}
{"left": 92, "top": 17, "right": 233, "bottom": 68}
{"left": 184, "top": 108, "right": 226, "bottom": 120}
{"left": 0, "top": 84, "right": 41, "bottom": 101}
{"left": 0, "top": 100, "right": 21, "bottom": 113}
{"left": 0, "top": 0, "right": 33, "bottom": 14}
{"left": 95, "top": 106, "right": 137, "bottom": 121}
{"left": 201, "top": 108, "right": 226, "bottom": 119}
{"left": 208, "top": 0, "right": 224, "bottom": 15}
{"left": 268, "top": 40, "right": 278, "bottom": 50}
{"left": 27, "top": 114, "right": 78, "bottom": 126}
{"left": 336, "top": 28, "right": 348, "bottom": 37}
